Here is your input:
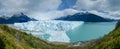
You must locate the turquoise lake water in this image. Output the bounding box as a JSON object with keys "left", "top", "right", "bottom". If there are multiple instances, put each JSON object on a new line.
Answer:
{"left": 67, "top": 22, "right": 117, "bottom": 42}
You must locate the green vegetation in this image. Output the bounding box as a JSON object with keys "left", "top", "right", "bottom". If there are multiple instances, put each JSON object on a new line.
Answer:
{"left": 1, "top": 21, "right": 120, "bottom": 49}
{"left": 0, "top": 24, "right": 77, "bottom": 49}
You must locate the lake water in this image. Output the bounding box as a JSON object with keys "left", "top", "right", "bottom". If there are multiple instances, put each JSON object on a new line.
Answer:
{"left": 67, "top": 22, "right": 117, "bottom": 42}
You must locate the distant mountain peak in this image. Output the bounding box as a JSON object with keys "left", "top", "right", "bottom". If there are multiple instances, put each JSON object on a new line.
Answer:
{"left": 55, "top": 12, "right": 116, "bottom": 22}
{"left": 0, "top": 13, "right": 37, "bottom": 24}
{"left": 12, "top": 12, "right": 25, "bottom": 17}
{"left": 0, "top": 16, "right": 9, "bottom": 20}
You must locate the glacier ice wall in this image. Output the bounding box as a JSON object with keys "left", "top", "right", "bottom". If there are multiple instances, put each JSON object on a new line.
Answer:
{"left": 12, "top": 20, "right": 84, "bottom": 42}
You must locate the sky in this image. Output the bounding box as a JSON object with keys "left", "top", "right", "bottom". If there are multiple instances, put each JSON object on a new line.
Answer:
{"left": 0, "top": 0, "right": 120, "bottom": 20}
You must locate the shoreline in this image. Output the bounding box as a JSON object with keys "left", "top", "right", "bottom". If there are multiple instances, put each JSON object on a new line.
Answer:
{"left": 48, "top": 38, "right": 101, "bottom": 47}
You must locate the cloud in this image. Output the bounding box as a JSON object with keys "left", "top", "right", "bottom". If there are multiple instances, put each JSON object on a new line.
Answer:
{"left": 0, "top": 0, "right": 120, "bottom": 19}
{"left": 74, "top": 0, "right": 120, "bottom": 17}
{"left": 0, "top": 0, "right": 29, "bottom": 16}
{"left": 58, "top": 0, "right": 77, "bottom": 10}
{"left": 74, "top": 0, "right": 120, "bottom": 11}
{"left": 27, "top": 0, "right": 61, "bottom": 12}
{"left": 73, "top": 0, "right": 105, "bottom": 10}
{"left": 105, "top": 0, "right": 120, "bottom": 11}
{"left": 0, "top": 0, "right": 61, "bottom": 16}
{"left": 30, "top": 9, "right": 79, "bottom": 20}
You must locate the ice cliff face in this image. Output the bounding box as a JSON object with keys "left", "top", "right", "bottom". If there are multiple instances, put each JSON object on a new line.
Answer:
{"left": 12, "top": 20, "right": 84, "bottom": 42}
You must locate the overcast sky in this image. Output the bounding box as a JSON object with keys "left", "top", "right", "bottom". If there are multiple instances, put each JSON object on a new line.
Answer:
{"left": 0, "top": 0, "right": 120, "bottom": 20}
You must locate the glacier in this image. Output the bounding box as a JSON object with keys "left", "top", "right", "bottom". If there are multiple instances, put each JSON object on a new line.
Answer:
{"left": 11, "top": 20, "right": 84, "bottom": 42}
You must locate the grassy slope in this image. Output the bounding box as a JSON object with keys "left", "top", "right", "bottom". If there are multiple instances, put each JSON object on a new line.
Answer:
{"left": 0, "top": 24, "right": 78, "bottom": 49}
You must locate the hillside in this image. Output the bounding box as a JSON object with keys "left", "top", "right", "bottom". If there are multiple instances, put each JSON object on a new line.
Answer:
{"left": 0, "top": 24, "right": 80, "bottom": 49}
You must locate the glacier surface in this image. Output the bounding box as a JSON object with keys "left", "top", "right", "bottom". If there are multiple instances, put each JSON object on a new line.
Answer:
{"left": 12, "top": 20, "right": 84, "bottom": 42}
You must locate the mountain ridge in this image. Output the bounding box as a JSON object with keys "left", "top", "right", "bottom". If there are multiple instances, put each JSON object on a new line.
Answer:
{"left": 55, "top": 12, "right": 117, "bottom": 22}
{"left": 0, "top": 13, "right": 37, "bottom": 24}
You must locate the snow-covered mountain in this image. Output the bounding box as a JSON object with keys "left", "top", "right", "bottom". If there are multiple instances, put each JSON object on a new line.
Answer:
{"left": 54, "top": 12, "right": 117, "bottom": 22}
{"left": 0, "top": 13, "right": 37, "bottom": 24}
{"left": 11, "top": 20, "right": 84, "bottom": 42}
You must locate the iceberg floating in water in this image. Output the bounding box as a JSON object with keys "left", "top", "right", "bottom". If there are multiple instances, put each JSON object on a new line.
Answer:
{"left": 13, "top": 20, "right": 84, "bottom": 42}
